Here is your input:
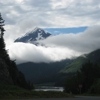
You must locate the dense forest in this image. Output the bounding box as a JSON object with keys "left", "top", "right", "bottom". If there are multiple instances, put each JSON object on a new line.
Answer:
{"left": 64, "top": 61, "right": 100, "bottom": 94}
{"left": 0, "top": 13, "right": 33, "bottom": 90}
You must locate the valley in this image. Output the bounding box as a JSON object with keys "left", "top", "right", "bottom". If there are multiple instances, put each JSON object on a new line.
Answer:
{"left": 15, "top": 27, "right": 100, "bottom": 87}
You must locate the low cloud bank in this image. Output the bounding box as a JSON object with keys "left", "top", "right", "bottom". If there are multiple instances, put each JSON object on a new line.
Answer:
{"left": 7, "top": 43, "right": 81, "bottom": 64}
{"left": 40, "top": 26, "right": 100, "bottom": 53}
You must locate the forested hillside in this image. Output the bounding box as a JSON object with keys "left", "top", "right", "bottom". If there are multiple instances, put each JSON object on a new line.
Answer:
{"left": 17, "top": 59, "right": 72, "bottom": 86}
{"left": 17, "top": 49, "right": 100, "bottom": 86}
{"left": 61, "top": 49, "right": 100, "bottom": 74}
{"left": 0, "top": 13, "right": 33, "bottom": 90}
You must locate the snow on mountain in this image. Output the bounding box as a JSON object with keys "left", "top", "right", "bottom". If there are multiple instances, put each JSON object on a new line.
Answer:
{"left": 14, "top": 27, "right": 51, "bottom": 45}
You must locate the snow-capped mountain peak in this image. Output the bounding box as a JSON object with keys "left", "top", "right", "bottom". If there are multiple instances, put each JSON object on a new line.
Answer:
{"left": 14, "top": 27, "right": 51, "bottom": 44}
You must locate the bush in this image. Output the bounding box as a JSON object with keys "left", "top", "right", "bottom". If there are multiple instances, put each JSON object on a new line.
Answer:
{"left": 89, "top": 78, "right": 100, "bottom": 94}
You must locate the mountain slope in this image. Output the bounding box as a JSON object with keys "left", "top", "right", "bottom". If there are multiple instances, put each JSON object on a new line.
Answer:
{"left": 61, "top": 49, "right": 100, "bottom": 74}
{"left": 15, "top": 27, "right": 73, "bottom": 86}
{"left": 17, "top": 59, "right": 72, "bottom": 85}
{"left": 14, "top": 27, "right": 51, "bottom": 44}
{"left": 0, "top": 57, "right": 13, "bottom": 84}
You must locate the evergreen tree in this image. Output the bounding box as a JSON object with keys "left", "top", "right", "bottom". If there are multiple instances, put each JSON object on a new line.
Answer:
{"left": 64, "top": 61, "right": 100, "bottom": 94}
{"left": 0, "top": 13, "right": 6, "bottom": 52}
{"left": 0, "top": 13, "right": 33, "bottom": 90}
{"left": 80, "top": 61, "right": 100, "bottom": 92}
{"left": 0, "top": 13, "right": 5, "bottom": 38}
{"left": 0, "top": 13, "right": 11, "bottom": 66}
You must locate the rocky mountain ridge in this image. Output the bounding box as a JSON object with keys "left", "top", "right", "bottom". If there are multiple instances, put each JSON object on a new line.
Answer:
{"left": 14, "top": 27, "right": 51, "bottom": 45}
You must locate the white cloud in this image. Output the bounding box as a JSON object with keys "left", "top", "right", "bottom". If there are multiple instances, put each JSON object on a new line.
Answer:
{"left": 40, "top": 26, "right": 100, "bottom": 53}
{"left": 1, "top": 0, "right": 100, "bottom": 28}
{"left": 7, "top": 43, "right": 80, "bottom": 64}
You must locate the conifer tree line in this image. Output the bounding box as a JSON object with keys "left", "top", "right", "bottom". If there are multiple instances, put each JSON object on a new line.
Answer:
{"left": 64, "top": 61, "right": 100, "bottom": 94}
{"left": 0, "top": 13, "right": 33, "bottom": 90}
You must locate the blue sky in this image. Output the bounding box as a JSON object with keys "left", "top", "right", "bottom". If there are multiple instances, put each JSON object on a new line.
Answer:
{"left": 44, "top": 27, "right": 87, "bottom": 35}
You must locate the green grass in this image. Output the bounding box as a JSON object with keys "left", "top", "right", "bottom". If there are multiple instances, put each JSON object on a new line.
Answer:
{"left": 0, "top": 84, "right": 74, "bottom": 99}
{"left": 60, "top": 57, "right": 86, "bottom": 73}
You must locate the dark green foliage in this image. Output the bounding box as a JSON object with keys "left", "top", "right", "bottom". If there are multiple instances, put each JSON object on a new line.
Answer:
{"left": 0, "top": 37, "right": 5, "bottom": 51}
{"left": 0, "top": 13, "right": 5, "bottom": 37}
{"left": 8, "top": 61, "right": 19, "bottom": 84}
{"left": 17, "top": 71, "right": 34, "bottom": 90}
{"left": 0, "top": 13, "right": 10, "bottom": 66}
{"left": 0, "top": 13, "right": 33, "bottom": 90}
{"left": 8, "top": 61, "right": 33, "bottom": 90}
{"left": 0, "top": 83, "right": 73, "bottom": 99}
{"left": 89, "top": 78, "right": 100, "bottom": 94}
{"left": 64, "top": 61, "right": 100, "bottom": 94}
{"left": 64, "top": 75, "right": 79, "bottom": 94}
{"left": 80, "top": 61, "right": 100, "bottom": 92}
{"left": 17, "top": 59, "right": 71, "bottom": 86}
{"left": 0, "top": 19, "right": 10, "bottom": 65}
{"left": 0, "top": 85, "right": 73, "bottom": 99}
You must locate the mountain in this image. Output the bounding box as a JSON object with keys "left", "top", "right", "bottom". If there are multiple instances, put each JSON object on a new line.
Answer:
{"left": 15, "top": 27, "right": 73, "bottom": 86}
{"left": 14, "top": 27, "right": 51, "bottom": 45}
{"left": 17, "top": 48, "right": 100, "bottom": 86}
{"left": 17, "top": 59, "right": 72, "bottom": 86}
{"left": 60, "top": 49, "right": 100, "bottom": 74}
{"left": 14, "top": 27, "right": 100, "bottom": 86}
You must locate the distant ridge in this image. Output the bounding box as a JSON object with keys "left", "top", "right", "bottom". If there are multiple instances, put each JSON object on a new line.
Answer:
{"left": 60, "top": 49, "right": 100, "bottom": 74}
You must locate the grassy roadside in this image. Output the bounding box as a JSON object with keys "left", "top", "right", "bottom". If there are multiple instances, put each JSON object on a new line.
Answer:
{"left": 0, "top": 84, "right": 74, "bottom": 99}
{"left": 0, "top": 90, "right": 74, "bottom": 99}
